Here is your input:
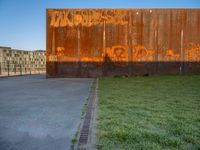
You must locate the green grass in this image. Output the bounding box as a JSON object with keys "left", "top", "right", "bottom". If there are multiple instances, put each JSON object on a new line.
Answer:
{"left": 97, "top": 75, "right": 200, "bottom": 150}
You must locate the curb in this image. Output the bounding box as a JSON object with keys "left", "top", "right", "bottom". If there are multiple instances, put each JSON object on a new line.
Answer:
{"left": 77, "top": 78, "right": 98, "bottom": 150}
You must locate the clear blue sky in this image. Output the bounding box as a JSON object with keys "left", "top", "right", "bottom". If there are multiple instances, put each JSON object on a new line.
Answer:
{"left": 0, "top": 0, "right": 199, "bottom": 50}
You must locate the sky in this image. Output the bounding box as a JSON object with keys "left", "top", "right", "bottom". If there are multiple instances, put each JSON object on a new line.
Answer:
{"left": 0, "top": 0, "right": 199, "bottom": 50}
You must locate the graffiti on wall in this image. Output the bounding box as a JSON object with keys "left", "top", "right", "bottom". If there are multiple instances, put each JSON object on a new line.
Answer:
{"left": 132, "top": 45, "right": 155, "bottom": 62}
{"left": 48, "top": 9, "right": 129, "bottom": 27}
{"left": 185, "top": 43, "right": 200, "bottom": 61}
{"left": 47, "top": 42, "right": 200, "bottom": 63}
{"left": 105, "top": 45, "right": 129, "bottom": 62}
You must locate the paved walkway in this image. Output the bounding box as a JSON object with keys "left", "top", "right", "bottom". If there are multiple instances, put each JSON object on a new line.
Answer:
{"left": 0, "top": 75, "right": 93, "bottom": 150}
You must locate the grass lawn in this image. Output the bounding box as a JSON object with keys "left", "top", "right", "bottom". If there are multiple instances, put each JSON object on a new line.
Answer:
{"left": 97, "top": 75, "right": 200, "bottom": 150}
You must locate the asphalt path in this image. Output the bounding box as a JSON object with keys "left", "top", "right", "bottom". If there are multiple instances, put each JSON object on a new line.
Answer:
{"left": 0, "top": 75, "right": 93, "bottom": 150}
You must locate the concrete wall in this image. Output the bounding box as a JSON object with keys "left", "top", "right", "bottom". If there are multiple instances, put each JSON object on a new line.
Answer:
{"left": 46, "top": 9, "right": 200, "bottom": 77}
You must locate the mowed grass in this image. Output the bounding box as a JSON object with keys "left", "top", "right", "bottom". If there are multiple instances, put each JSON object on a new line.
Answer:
{"left": 97, "top": 75, "right": 200, "bottom": 150}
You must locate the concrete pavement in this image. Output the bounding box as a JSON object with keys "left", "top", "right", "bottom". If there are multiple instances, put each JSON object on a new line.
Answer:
{"left": 0, "top": 75, "right": 93, "bottom": 150}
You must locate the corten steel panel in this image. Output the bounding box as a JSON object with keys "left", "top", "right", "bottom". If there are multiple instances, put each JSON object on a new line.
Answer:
{"left": 46, "top": 9, "right": 200, "bottom": 77}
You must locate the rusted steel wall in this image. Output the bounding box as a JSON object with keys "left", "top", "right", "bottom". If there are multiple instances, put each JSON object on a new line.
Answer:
{"left": 46, "top": 9, "right": 200, "bottom": 77}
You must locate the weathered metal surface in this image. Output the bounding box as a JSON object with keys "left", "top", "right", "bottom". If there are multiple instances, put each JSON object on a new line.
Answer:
{"left": 46, "top": 9, "right": 200, "bottom": 77}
